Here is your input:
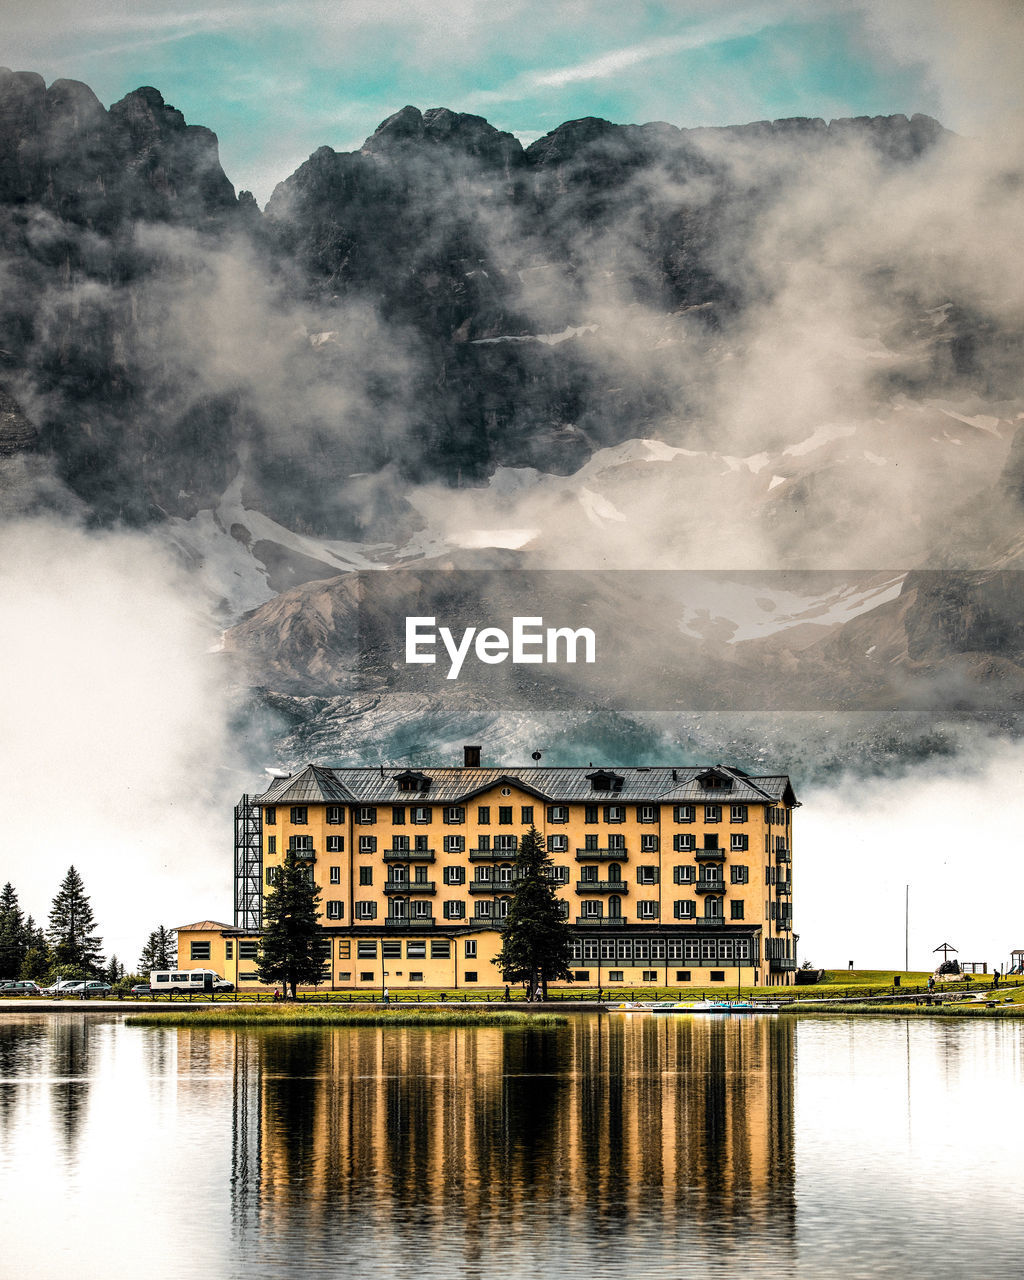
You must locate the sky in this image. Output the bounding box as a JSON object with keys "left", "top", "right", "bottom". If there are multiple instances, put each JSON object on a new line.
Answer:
{"left": 4, "top": 0, "right": 1017, "bottom": 205}
{"left": 3, "top": 0, "right": 1024, "bottom": 973}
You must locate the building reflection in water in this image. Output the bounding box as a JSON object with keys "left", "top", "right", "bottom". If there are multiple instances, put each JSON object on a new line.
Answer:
{"left": 184, "top": 1015, "right": 798, "bottom": 1275}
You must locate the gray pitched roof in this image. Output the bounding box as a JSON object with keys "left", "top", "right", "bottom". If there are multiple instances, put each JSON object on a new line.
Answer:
{"left": 254, "top": 764, "right": 795, "bottom": 806}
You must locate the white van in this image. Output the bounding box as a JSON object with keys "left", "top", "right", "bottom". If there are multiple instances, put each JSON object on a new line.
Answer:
{"left": 150, "top": 968, "right": 224, "bottom": 995}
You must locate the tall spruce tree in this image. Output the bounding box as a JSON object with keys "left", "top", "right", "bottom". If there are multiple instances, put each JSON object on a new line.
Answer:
{"left": 138, "top": 926, "right": 176, "bottom": 973}
{"left": 20, "top": 915, "right": 50, "bottom": 980}
{"left": 0, "top": 882, "right": 27, "bottom": 978}
{"left": 257, "top": 849, "right": 326, "bottom": 998}
{"left": 492, "top": 826, "right": 573, "bottom": 998}
{"left": 47, "top": 866, "right": 104, "bottom": 976}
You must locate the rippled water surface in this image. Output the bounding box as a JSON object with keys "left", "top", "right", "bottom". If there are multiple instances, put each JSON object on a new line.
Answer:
{"left": 1, "top": 1012, "right": 1021, "bottom": 1278}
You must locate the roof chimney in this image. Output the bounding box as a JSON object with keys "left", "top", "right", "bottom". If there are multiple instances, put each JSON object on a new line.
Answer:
{"left": 463, "top": 745, "right": 481, "bottom": 768}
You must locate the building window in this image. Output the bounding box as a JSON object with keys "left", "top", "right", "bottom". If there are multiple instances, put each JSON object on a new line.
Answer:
{"left": 608, "top": 834, "right": 625, "bottom": 851}
{"left": 357, "top": 971, "right": 373, "bottom": 982}
{"left": 604, "top": 805, "right": 625, "bottom": 823}
{"left": 392, "top": 807, "right": 406, "bottom": 825}
{"left": 190, "top": 941, "right": 211, "bottom": 961}
{"left": 608, "top": 970, "right": 624, "bottom": 982}
{"left": 464, "top": 971, "right": 478, "bottom": 982}
{"left": 265, "top": 867, "right": 280, "bottom": 886}
{"left": 474, "top": 901, "right": 494, "bottom": 918}
{"left": 267, "top": 835, "right": 277, "bottom": 855}
{"left": 673, "top": 805, "right": 694, "bottom": 823}
{"left": 710, "top": 971, "right": 726, "bottom": 982}
{"left": 326, "top": 901, "right": 344, "bottom": 919}
{"left": 225, "top": 941, "right": 233, "bottom": 959}
{"left": 407, "top": 941, "right": 426, "bottom": 959}
{"left": 443, "top": 866, "right": 465, "bottom": 885}
{"left": 359, "top": 836, "right": 377, "bottom": 853}
{"left": 411, "top": 806, "right": 432, "bottom": 824}
{"left": 546, "top": 865, "right": 570, "bottom": 884}
{"left": 356, "top": 807, "right": 377, "bottom": 824}
{"left": 704, "top": 805, "right": 721, "bottom": 822}
{"left": 326, "top": 806, "right": 344, "bottom": 824}
{"left": 390, "top": 865, "right": 408, "bottom": 885}
{"left": 414, "top": 835, "right": 429, "bottom": 852}
{"left": 584, "top": 834, "right": 599, "bottom": 851}
{"left": 411, "top": 901, "right": 432, "bottom": 920}
{"left": 465, "top": 940, "right": 477, "bottom": 958}
{"left": 443, "top": 901, "right": 465, "bottom": 919}
{"left": 730, "top": 865, "right": 748, "bottom": 884}
{"left": 673, "top": 864, "right": 694, "bottom": 884}
{"left": 548, "top": 834, "right": 568, "bottom": 852}
{"left": 731, "top": 833, "right": 748, "bottom": 851}
{"left": 498, "top": 806, "right": 513, "bottom": 824}
{"left": 391, "top": 836, "right": 410, "bottom": 852}
{"left": 443, "top": 834, "right": 464, "bottom": 853}
{"left": 290, "top": 806, "right": 307, "bottom": 825}
{"left": 547, "top": 805, "right": 569, "bottom": 823}
{"left": 637, "top": 866, "right": 659, "bottom": 885}
{"left": 288, "top": 834, "right": 313, "bottom": 852}
{"left": 521, "top": 806, "right": 534, "bottom": 824}
{"left": 638, "top": 805, "right": 657, "bottom": 823}
{"left": 477, "top": 806, "right": 490, "bottom": 824}
{"left": 581, "top": 900, "right": 603, "bottom": 919}
{"left": 495, "top": 834, "right": 517, "bottom": 852}
{"left": 674, "top": 900, "right": 695, "bottom": 919}
{"left": 359, "top": 866, "right": 373, "bottom": 886}
{"left": 497, "top": 864, "right": 514, "bottom": 884}
{"left": 444, "top": 807, "right": 465, "bottom": 824}
{"left": 382, "top": 941, "right": 402, "bottom": 958}
{"left": 575, "top": 971, "right": 590, "bottom": 982}
{"left": 642, "top": 970, "right": 658, "bottom": 982}
{"left": 496, "top": 897, "right": 511, "bottom": 919}
{"left": 637, "top": 901, "right": 660, "bottom": 919}
{"left": 355, "top": 902, "right": 377, "bottom": 920}
{"left": 329, "top": 866, "right": 341, "bottom": 884}
{"left": 730, "top": 901, "right": 745, "bottom": 920}
{"left": 585, "top": 805, "right": 598, "bottom": 823}
{"left": 406, "top": 972, "right": 423, "bottom": 982}
{"left": 431, "top": 940, "right": 451, "bottom": 958}
{"left": 730, "top": 805, "right": 747, "bottom": 823}
{"left": 326, "top": 836, "right": 344, "bottom": 853}
{"left": 671, "top": 833, "right": 693, "bottom": 852}
{"left": 675, "top": 971, "right": 691, "bottom": 982}
{"left": 239, "top": 941, "right": 259, "bottom": 960}
{"left": 640, "top": 834, "right": 659, "bottom": 853}
{"left": 357, "top": 941, "right": 377, "bottom": 958}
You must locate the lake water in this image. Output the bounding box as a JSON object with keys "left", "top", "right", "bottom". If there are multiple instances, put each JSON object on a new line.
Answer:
{"left": 1, "top": 1012, "right": 1021, "bottom": 1278}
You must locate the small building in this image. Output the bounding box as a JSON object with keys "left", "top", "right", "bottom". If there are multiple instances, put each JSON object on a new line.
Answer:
{"left": 179, "top": 749, "right": 797, "bottom": 990}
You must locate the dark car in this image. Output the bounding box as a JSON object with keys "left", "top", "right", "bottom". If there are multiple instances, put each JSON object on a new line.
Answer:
{"left": 1, "top": 980, "right": 43, "bottom": 995}
{"left": 130, "top": 983, "right": 152, "bottom": 996}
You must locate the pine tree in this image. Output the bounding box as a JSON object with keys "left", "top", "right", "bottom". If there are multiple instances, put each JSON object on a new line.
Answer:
{"left": 0, "top": 882, "right": 27, "bottom": 978}
{"left": 20, "top": 915, "right": 51, "bottom": 981}
{"left": 257, "top": 849, "right": 326, "bottom": 998}
{"left": 105, "top": 955, "right": 125, "bottom": 984}
{"left": 138, "top": 926, "right": 176, "bottom": 973}
{"left": 492, "top": 826, "right": 573, "bottom": 998}
{"left": 46, "top": 866, "right": 104, "bottom": 976}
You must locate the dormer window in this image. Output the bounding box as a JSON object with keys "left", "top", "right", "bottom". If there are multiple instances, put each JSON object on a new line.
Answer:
{"left": 586, "top": 770, "right": 624, "bottom": 793}
{"left": 697, "top": 768, "right": 732, "bottom": 791}
{"left": 394, "top": 770, "right": 432, "bottom": 793}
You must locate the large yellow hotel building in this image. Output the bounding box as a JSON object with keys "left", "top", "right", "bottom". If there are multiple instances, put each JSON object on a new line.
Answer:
{"left": 178, "top": 748, "right": 797, "bottom": 990}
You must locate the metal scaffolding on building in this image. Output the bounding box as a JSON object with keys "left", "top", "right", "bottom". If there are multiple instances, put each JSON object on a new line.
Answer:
{"left": 234, "top": 793, "right": 263, "bottom": 931}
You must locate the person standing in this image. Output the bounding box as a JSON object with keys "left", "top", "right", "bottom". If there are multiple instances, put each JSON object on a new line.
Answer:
{"left": 383, "top": 986, "right": 390, "bottom": 1005}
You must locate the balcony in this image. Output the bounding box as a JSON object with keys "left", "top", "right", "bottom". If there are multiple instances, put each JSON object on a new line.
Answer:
{"left": 469, "top": 849, "right": 518, "bottom": 861}
{"left": 776, "top": 918, "right": 793, "bottom": 932}
{"left": 469, "top": 881, "right": 515, "bottom": 894}
{"left": 776, "top": 879, "right": 792, "bottom": 894}
{"left": 575, "top": 848, "right": 629, "bottom": 861}
{"left": 694, "top": 847, "right": 725, "bottom": 861}
{"left": 575, "top": 881, "right": 629, "bottom": 894}
{"left": 699, "top": 916, "right": 728, "bottom": 927}
{"left": 383, "top": 917, "right": 435, "bottom": 930}
{"left": 694, "top": 879, "right": 725, "bottom": 894}
{"left": 770, "top": 956, "right": 797, "bottom": 971}
{"left": 290, "top": 848, "right": 316, "bottom": 861}
{"left": 383, "top": 849, "right": 435, "bottom": 862}
{"left": 776, "top": 849, "right": 791, "bottom": 864}
{"left": 384, "top": 880, "right": 436, "bottom": 894}
{"left": 574, "top": 916, "right": 628, "bottom": 927}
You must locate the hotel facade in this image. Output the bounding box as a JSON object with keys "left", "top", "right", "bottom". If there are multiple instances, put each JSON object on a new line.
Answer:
{"left": 178, "top": 748, "right": 797, "bottom": 990}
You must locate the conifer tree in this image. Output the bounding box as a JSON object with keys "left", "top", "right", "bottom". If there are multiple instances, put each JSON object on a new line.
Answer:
{"left": 20, "top": 915, "right": 51, "bottom": 980}
{"left": 257, "top": 849, "right": 326, "bottom": 998}
{"left": 492, "top": 826, "right": 573, "bottom": 998}
{"left": 0, "top": 882, "right": 27, "bottom": 978}
{"left": 138, "top": 926, "right": 176, "bottom": 972}
{"left": 46, "top": 866, "right": 104, "bottom": 976}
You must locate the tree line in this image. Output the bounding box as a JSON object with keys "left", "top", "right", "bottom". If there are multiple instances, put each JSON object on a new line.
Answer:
{"left": 0, "top": 866, "right": 176, "bottom": 985}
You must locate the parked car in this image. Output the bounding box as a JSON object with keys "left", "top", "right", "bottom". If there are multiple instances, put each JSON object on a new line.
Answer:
{"left": 42, "top": 979, "right": 82, "bottom": 996}
{"left": 212, "top": 979, "right": 234, "bottom": 992}
{"left": 130, "top": 983, "right": 152, "bottom": 996}
{"left": 0, "top": 980, "right": 44, "bottom": 995}
{"left": 63, "top": 981, "right": 112, "bottom": 997}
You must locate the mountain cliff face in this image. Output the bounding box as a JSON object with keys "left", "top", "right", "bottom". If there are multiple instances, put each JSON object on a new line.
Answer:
{"left": 3, "top": 72, "right": 1024, "bottom": 773}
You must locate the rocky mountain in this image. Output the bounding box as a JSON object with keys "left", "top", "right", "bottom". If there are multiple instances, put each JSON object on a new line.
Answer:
{"left": 2, "top": 71, "right": 1024, "bottom": 776}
